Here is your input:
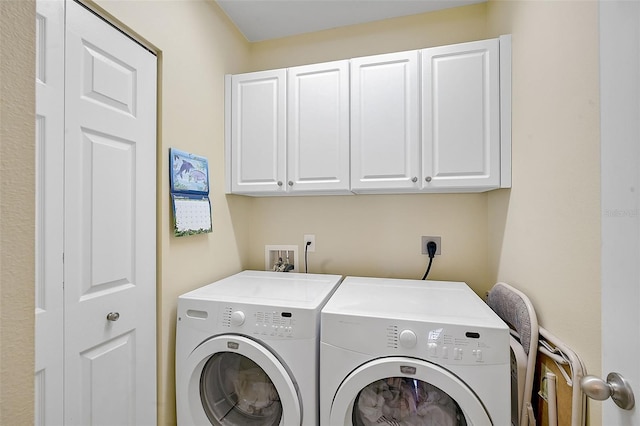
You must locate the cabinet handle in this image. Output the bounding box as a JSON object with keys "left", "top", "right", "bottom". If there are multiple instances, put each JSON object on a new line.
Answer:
{"left": 425, "top": 176, "right": 432, "bottom": 183}
{"left": 411, "top": 177, "right": 418, "bottom": 183}
{"left": 277, "top": 181, "right": 283, "bottom": 187}
{"left": 288, "top": 181, "right": 293, "bottom": 186}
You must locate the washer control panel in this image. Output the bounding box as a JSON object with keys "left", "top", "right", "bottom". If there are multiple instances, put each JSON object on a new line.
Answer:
{"left": 221, "top": 306, "right": 309, "bottom": 339}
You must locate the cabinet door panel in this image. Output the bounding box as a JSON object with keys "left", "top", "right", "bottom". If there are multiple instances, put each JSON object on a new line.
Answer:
{"left": 422, "top": 39, "right": 500, "bottom": 190}
{"left": 351, "top": 51, "right": 420, "bottom": 192}
{"left": 288, "top": 61, "right": 350, "bottom": 193}
{"left": 231, "top": 70, "right": 286, "bottom": 194}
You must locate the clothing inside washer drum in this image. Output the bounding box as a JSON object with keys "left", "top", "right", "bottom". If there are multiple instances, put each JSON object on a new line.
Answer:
{"left": 353, "top": 377, "right": 467, "bottom": 426}
{"left": 200, "top": 352, "right": 282, "bottom": 426}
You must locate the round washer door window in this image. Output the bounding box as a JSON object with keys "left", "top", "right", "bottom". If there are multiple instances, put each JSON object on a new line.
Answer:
{"left": 200, "top": 352, "right": 282, "bottom": 425}
{"left": 185, "top": 335, "right": 301, "bottom": 426}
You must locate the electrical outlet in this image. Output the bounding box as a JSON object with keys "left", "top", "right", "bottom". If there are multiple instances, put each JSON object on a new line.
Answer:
{"left": 421, "top": 236, "right": 441, "bottom": 255}
{"left": 304, "top": 234, "right": 316, "bottom": 252}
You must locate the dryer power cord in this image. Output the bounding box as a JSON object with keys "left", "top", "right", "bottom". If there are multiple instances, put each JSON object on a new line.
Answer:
{"left": 304, "top": 240, "right": 311, "bottom": 273}
{"left": 421, "top": 241, "right": 438, "bottom": 280}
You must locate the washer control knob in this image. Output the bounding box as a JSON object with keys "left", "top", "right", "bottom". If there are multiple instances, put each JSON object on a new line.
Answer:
{"left": 230, "top": 311, "right": 245, "bottom": 327}
{"left": 399, "top": 330, "right": 417, "bottom": 348}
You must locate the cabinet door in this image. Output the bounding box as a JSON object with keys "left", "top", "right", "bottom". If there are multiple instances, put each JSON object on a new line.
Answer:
{"left": 422, "top": 39, "right": 500, "bottom": 190}
{"left": 288, "top": 61, "right": 350, "bottom": 194}
{"left": 351, "top": 51, "right": 420, "bottom": 192}
{"left": 230, "top": 70, "right": 287, "bottom": 194}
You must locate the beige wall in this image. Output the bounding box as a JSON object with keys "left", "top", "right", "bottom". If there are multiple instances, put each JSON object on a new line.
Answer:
{"left": 247, "top": 194, "right": 490, "bottom": 288}
{"left": 0, "top": 0, "right": 36, "bottom": 424}
{"left": 488, "top": 0, "right": 601, "bottom": 422}
{"left": 0, "top": 0, "right": 602, "bottom": 425}
{"left": 247, "top": 2, "right": 489, "bottom": 71}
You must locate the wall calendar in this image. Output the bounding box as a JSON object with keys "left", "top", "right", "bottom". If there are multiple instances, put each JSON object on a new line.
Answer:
{"left": 170, "top": 148, "right": 212, "bottom": 237}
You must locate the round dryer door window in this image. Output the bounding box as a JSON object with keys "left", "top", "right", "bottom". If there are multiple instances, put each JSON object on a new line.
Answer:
{"left": 330, "top": 357, "right": 491, "bottom": 426}
{"left": 353, "top": 377, "right": 467, "bottom": 426}
{"left": 200, "top": 352, "right": 282, "bottom": 425}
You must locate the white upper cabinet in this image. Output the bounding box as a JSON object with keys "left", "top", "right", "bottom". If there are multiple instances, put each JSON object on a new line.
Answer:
{"left": 287, "top": 60, "right": 350, "bottom": 194}
{"left": 421, "top": 38, "right": 502, "bottom": 191}
{"left": 225, "top": 36, "right": 511, "bottom": 196}
{"left": 229, "top": 69, "right": 287, "bottom": 194}
{"left": 226, "top": 62, "right": 350, "bottom": 195}
{"left": 350, "top": 51, "right": 420, "bottom": 192}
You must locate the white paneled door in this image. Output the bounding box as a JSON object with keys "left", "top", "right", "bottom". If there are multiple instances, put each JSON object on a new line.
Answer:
{"left": 35, "top": 1, "right": 65, "bottom": 424}
{"left": 35, "top": 1, "right": 157, "bottom": 425}
{"left": 600, "top": 0, "right": 640, "bottom": 423}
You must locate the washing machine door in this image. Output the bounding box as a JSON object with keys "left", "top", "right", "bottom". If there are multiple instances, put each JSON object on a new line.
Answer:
{"left": 330, "top": 357, "right": 492, "bottom": 426}
{"left": 184, "top": 335, "right": 301, "bottom": 426}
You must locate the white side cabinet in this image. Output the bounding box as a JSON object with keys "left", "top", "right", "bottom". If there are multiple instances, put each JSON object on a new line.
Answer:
{"left": 228, "top": 69, "right": 287, "bottom": 194}
{"left": 226, "top": 61, "right": 350, "bottom": 195}
{"left": 421, "top": 38, "right": 505, "bottom": 191}
{"left": 350, "top": 51, "right": 420, "bottom": 192}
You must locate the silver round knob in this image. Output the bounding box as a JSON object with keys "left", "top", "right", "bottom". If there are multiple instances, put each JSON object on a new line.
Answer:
{"left": 399, "top": 330, "right": 417, "bottom": 348}
{"left": 425, "top": 176, "right": 432, "bottom": 183}
{"left": 580, "top": 372, "right": 635, "bottom": 410}
{"left": 288, "top": 181, "right": 293, "bottom": 186}
{"left": 277, "top": 181, "right": 283, "bottom": 187}
{"left": 230, "top": 311, "right": 246, "bottom": 327}
{"left": 411, "top": 177, "right": 418, "bottom": 183}
{"left": 106, "top": 312, "right": 120, "bottom": 322}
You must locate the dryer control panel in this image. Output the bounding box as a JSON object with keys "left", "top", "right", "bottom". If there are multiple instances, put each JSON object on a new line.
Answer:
{"left": 390, "top": 322, "right": 508, "bottom": 365}
{"left": 321, "top": 314, "right": 509, "bottom": 366}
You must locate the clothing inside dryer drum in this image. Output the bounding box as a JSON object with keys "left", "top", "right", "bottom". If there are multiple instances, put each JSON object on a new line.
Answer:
{"left": 353, "top": 377, "right": 468, "bottom": 426}
{"left": 200, "top": 352, "right": 282, "bottom": 426}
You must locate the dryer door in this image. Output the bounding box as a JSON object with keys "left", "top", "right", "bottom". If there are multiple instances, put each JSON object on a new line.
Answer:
{"left": 184, "top": 335, "right": 302, "bottom": 426}
{"left": 330, "top": 357, "right": 492, "bottom": 426}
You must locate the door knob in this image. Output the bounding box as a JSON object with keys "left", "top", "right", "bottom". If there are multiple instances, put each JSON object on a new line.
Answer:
{"left": 106, "top": 312, "right": 120, "bottom": 322}
{"left": 580, "top": 372, "right": 635, "bottom": 410}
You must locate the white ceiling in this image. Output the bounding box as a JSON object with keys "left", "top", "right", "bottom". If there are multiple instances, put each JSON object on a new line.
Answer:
{"left": 215, "top": 0, "right": 486, "bottom": 42}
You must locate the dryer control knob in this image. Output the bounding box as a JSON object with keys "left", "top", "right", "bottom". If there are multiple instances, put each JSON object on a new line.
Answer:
{"left": 230, "top": 311, "right": 246, "bottom": 327}
{"left": 399, "top": 330, "right": 417, "bottom": 348}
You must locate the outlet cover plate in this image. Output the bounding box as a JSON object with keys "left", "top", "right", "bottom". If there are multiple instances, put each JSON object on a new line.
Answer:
{"left": 421, "top": 236, "right": 441, "bottom": 255}
{"left": 303, "top": 234, "right": 316, "bottom": 252}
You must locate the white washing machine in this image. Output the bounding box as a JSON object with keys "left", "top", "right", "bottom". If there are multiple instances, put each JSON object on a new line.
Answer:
{"left": 176, "top": 270, "right": 343, "bottom": 426}
{"left": 320, "top": 276, "right": 510, "bottom": 426}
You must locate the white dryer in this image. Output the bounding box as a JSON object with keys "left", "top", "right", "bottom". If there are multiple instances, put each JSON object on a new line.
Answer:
{"left": 320, "top": 276, "right": 510, "bottom": 426}
{"left": 176, "top": 270, "right": 343, "bottom": 426}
